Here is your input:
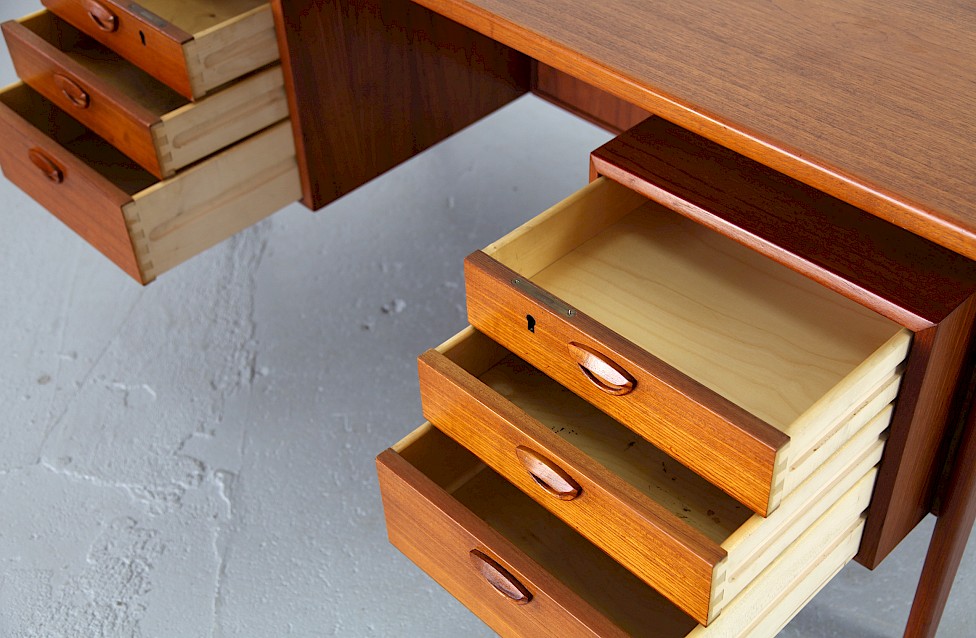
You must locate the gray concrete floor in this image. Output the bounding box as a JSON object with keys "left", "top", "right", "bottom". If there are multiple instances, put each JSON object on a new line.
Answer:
{"left": 1, "top": 2, "right": 974, "bottom": 635}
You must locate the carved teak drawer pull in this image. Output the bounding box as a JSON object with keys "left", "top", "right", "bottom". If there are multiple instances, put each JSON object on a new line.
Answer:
{"left": 53, "top": 74, "right": 90, "bottom": 109}
{"left": 567, "top": 342, "right": 636, "bottom": 395}
{"left": 515, "top": 446, "right": 582, "bottom": 500}
{"left": 469, "top": 550, "right": 532, "bottom": 604}
{"left": 28, "top": 149, "right": 64, "bottom": 184}
{"left": 85, "top": 0, "right": 119, "bottom": 32}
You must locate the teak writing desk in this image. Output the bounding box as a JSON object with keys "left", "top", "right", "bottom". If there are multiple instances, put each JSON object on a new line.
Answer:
{"left": 0, "top": 0, "right": 971, "bottom": 635}
{"left": 272, "top": 1, "right": 975, "bottom": 635}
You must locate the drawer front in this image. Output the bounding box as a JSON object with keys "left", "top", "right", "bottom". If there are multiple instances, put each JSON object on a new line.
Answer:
{"left": 418, "top": 342, "right": 723, "bottom": 624}
{"left": 465, "top": 248, "right": 784, "bottom": 515}
{"left": 0, "top": 82, "right": 140, "bottom": 279}
{"left": 42, "top": 0, "right": 279, "bottom": 99}
{"left": 3, "top": 12, "right": 167, "bottom": 176}
{"left": 377, "top": 442, "right": 633, "bottom": 638}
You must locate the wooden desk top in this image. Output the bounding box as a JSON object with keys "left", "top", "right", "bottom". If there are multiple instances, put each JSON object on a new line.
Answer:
{"left": 412, "top": 0, "right": 976, "bottom": 260}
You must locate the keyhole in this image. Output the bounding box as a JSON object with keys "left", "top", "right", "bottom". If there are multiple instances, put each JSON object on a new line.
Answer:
{"left": 526, "top": 314, "right": 536, "bottom": 333}
{"left": 139, "top": 30, "right": 146, "bottom": 45}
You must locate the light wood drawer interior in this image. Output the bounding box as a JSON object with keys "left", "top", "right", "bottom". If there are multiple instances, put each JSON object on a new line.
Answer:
{"left": 465, "top": 177, "right": 912, "bottom": 515}
{"left": 379, "top": 423, "right": 875, "bottom": 637}
{"left": 42, "top": 0, "right": 278, "bottom": 99}
{"left": 3, "top": 11, "right": 288, "bottom": 179}
{"left": 0, "top": 82, "right": 299, "bottom": 283}
{"left": 420, "top": 326, "right": 893, "bottom": 624}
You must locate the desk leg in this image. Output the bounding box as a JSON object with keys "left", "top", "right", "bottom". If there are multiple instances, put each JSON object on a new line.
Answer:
{"left": 905, "top": 391, "right": 976, "bottom": 637}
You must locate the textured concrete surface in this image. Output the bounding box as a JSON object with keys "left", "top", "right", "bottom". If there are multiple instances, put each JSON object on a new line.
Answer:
{"left": 0, "top": 2, "right": 974, "bottom": 635}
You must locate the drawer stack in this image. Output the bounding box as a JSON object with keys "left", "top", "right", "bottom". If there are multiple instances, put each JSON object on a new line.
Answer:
{"left": 378, "top": 118, "right": 922, "bottom": 636}
{"left": 0, "top": 1, "right": 299, "bottom": 283}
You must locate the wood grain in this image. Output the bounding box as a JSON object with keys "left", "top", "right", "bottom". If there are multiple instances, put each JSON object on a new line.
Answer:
{"left": 470, "top": 178, "right": 910, "bottom": 513}
{"left": 271, "top": 0, "right": 530, "bottom": 210}
{"left": 422, "top": 327, "right": 895, "bottom": 622}
{"left": 532, "top": 62, "right": 650, "bottom": 133}
{"left": 590, "top": 117, "right": 976, "bottom": 330}
{"left": 466, "top": 249, "right": 784, "bottom": 516}
{"left": 419, "top": 345, "right": 727, "bottom": 625}
{"left": 4, "top": 11, "right": 176, "bottom": 177}
{"left": 42, "top": 0, "right": 276, "bottom": 100}
{"left": 379, "top": 423, "right": 879, "bottom": 637}
{"left": 403, "top": 0, "right": 976, "bottom": 260}
{"left": 0, "top": 82, "right": 296, "bottom": 284}
{"left": 858, "top": 295, "right": 976, "bottom": 567}
{"left": 42, "top": 0, "right": 194, "bottom": 98}
{"left": 378, "top": 426, "right": 691, "bottom": 637}
{"left": 0, "top": 82, "right": 142, "bottom": 280}
{"left": 152, "top": 66, "right": 289, "bottom": 177}
{"left": 123, "top": 121, "right": 300, "bottom": 282}
{"left": 524, "top": 202, "right": 908, "bottom": 437}
{"left": 182, "top": 5, "right": 279, "bottom": 98}
{"left": 905, "top": 357, "right": 976, "bottom": 637}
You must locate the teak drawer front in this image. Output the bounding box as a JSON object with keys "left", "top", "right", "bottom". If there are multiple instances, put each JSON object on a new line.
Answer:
{"left": 419, "top": 327, "right": 895, "bottom": 625}
{"left": 466, "top": 177, "right": 911, "bottom": 516}
{"left": 41, "top": 0, "right": 278, "bottom": 99}
{"left": 3, "top": 11, "right": 288, "bottom": 179}
{"left": 0, "top": 83, "right": 300, "bottom": 284}
{"left": 378, "top": 423, "right": 875, "bottom": 638}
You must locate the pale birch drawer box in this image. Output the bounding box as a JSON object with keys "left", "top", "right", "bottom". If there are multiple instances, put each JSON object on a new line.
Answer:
{"left": 415, "top": 326, "right": 897, "bottom": 625}
{"left": 2, "top": 10, "right": 289, "bottom": 179}
{"left": 0, "top": 83, "right": 300, "bottom": 284}
{"left": 40, "top": 0, "right": 279, "bottom": 100}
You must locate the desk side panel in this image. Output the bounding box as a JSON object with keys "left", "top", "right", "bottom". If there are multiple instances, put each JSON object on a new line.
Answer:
{"left": 272, "top": 0, "right": 530, "bottom": 210}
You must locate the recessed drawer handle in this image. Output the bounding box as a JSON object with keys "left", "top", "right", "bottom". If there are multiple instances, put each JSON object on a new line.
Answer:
{"left": 85, "top": 0, "right": 119, "bottom": 32}
{"left": 469, "top": 549, "right": 532, "bottom": 604}
{"left": 53, "top": 74, "right": 90, "bottom": 109}
{"left": 515, "top": 446, "right": 581, "bottom": 500}
{"left": 568, "top": 342, "right": 636, "bottom": 395}
{"left": 28, "top": 149, "right": 64, "bottom": 184}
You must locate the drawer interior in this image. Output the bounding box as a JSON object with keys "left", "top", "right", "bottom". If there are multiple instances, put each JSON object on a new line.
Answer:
{"left": 435, "top": 328, "right": 892, "bottom": 612}
{"left": 396, "top": 424, "right": 699, "bottom": 637}
{"left": 134, "top": 0, "right": 267, "bottom": 35}
{"left": 1, "top": 83, "right": 156, "bottom": 193}
{"left": 14, "top": 11, "right": 186, "bottom": 115}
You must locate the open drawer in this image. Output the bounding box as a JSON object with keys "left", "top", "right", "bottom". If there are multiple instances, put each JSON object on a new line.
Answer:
{"left": 378, "top": 423, "right": 876, "bottom": 636}
{"left": 41, "top": 0, "right": 278, "bottom": 100}
{"left": 3, "top": 10, "right": 288, "bottom": 179}
{"left": 418, "top": 327, "right": 893, "bottom": 624}
{"left": 0, "top": 82, "right": 299, "bottom": 283}
{"left": 465, "top": 177, "right": 912, "bottom": 516}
